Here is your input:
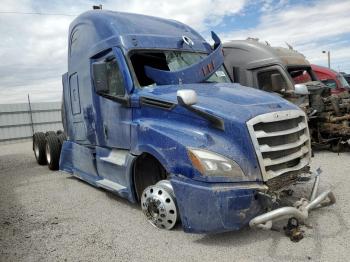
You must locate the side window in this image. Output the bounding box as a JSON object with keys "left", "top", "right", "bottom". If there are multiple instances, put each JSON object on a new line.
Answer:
{"left": 289, "top": 69, "right": 313, "bottom": 84}
{"left": 105, "top": 59, "right": 125, "bottom": 97}
{"left": 257, "top": 70, "right": 288, "bottom": 92}
{"left": 321, "top": 79, "right": 337, "bottom": 89}
{"left": 93, "top": 58, "right": 125, "bottom": 98}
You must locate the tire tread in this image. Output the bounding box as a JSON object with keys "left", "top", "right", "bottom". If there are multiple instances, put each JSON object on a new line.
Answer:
{"left": 33, "top": 132, "right": 47, "bottom": 165}
{"left": 46, "top": 134, "right": 61, "bottom": 170}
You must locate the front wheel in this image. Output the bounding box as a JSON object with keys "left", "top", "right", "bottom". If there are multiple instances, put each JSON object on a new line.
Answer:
{"left": 141, "top": 180, "right": 178, "bottom": 230}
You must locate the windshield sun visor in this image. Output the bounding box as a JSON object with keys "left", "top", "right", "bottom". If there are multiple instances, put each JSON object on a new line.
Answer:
{"left": 144, "top": 32, "right": 224, "bottom": 85}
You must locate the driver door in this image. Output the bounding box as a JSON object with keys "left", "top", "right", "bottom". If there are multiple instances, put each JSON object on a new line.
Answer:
{"left": 91, "top": 48, "right": 131, "bottom": 149}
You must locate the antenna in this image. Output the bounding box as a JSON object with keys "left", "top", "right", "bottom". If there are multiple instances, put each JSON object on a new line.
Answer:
{"left": 93, "top": 5, "right": 102, "bottom": 10}
{"left": 285, "top": 42, "right": 293, "bottom": 50}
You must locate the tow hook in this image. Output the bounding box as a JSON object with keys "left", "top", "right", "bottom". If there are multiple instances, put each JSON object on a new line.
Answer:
{"left": 284, "top": 217, "right": 304, "bottom": 242}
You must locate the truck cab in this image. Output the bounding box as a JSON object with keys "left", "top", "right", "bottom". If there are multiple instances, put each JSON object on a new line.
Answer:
{"left": 222, "top": 39, "right": 326, "bottom": 113}
{"left": 311, "top": 64, "right": 350, "bottom": 94}
{"left": 58, "top": 10, "right": 334, "bottom": 234}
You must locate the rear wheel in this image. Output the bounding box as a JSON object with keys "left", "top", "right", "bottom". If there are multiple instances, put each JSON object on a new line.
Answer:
{"left": 57, "top": 133, "right": 67, "bottom": 146}
{"left": 45, "top": 134, "right": 61, "bottom": 170}
{"left": 45, "top": 131, "right": 56, "bottom": 137}
{"left": 33, "top": 132, "right": 47, "bottom": 165}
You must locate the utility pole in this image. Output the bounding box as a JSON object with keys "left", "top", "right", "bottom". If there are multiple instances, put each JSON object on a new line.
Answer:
{"left": 322, "top": 50, "right": 331, "bottom": 68}
{"left": 27, "top": 94, "right": 35, "bottom": 136}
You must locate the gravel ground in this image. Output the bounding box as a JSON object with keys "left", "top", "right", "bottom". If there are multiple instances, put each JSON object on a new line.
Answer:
{"left": 0, "top": 141, "right": 349, "bottom": 262}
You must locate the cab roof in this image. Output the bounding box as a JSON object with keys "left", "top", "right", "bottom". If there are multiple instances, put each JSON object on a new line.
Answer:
{"left": 72, "top": 10, "right": 203, "bottom": 38}
{"left": 68, "top": 10, "right": 207, "bottom": 57}
{"left": 311, "top": 64, "right": 338, "bottom": 77}
{"left": 223, "top": 40, "right": 310, "bottom": 70}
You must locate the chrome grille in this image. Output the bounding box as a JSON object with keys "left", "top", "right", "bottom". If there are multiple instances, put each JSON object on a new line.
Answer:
{"left": 247, "top": 110, "right": 311, "bottom": 181}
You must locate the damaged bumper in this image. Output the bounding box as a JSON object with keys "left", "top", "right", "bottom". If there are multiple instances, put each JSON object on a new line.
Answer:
{"left": 171, "top": 170, "right": 335, "bottom": 234}
{"left": 249, "top": 175, "right": 336, "bottom": 230}
{"left": 171, "top": 176, "right": 264, "bottom": 234}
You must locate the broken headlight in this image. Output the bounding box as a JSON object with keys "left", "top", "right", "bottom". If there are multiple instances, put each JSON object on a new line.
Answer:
{"left": 187, "top": 148, "right": 245, "bottom": 179}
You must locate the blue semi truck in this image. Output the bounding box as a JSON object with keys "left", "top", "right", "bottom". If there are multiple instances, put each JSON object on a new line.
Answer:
{"left": 32, "top": 10, "right": 335, "bottom": 234}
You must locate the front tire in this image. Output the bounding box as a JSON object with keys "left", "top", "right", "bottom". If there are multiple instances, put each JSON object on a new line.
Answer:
{"left": 45, "top": 134, "right": 61, "bottom": 170}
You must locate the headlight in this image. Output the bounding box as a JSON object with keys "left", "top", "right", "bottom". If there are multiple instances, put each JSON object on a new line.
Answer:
{"left": 187, "top": 148, "right": 245, "bottom": 179}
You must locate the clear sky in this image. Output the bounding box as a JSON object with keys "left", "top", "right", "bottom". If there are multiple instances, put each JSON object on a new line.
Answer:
{"left": 0, "top": 0, "right": 349, "bottom": 103}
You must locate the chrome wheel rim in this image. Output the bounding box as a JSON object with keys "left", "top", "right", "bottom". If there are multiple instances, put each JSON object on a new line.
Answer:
{"left": 141, "top": 181, "right": 177, "bottom": 230}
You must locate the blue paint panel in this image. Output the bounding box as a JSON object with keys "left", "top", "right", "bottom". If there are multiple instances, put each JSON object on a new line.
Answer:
{"left": 95, "top": 146, "right": 136, "bottom": 202}
{"left": 59, "top": 140, "right": 98, "bottom": 178}
{"left": 95, "top": 147, "right": 129, "bottom": 186}
{"left": 90, "top": 48, "right": 132, "bottom": 149}
{"left": 60, "top": 141, "right": 136, "bottom": 203}
{"left": 171, "top": 176, "right": 262, "bottom": 233}
{"left": 69, "top": 73, "right": 81, "bottom": 115}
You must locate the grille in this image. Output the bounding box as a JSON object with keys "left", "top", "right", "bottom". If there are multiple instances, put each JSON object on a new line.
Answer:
{"left": 247, "top": 110, "right": 311, "bottom": 181}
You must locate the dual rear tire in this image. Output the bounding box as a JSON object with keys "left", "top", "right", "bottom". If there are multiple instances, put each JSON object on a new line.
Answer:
{"left": 33, "top": 131, "right": 67, "bottom": 170}
{"left": 45, "top": 134, "right": 61, "bottom": 170}
{"left": 33, "top": 132, "right": 47, "bottom": 165}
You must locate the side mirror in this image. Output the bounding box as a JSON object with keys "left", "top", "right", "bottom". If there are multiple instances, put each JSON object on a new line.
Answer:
{"left": 177, "top": 89, "right": 197, "bottom": 106}
{"left": 92, "top": 62, "right": 108, "bottom": 93}
{"left": 294, "top": 84, "right": 309, "bottom": 95}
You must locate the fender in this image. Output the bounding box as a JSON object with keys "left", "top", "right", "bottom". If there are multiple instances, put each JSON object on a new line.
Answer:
{"left": 131, "top": 119, "right": 212, "bottom": 178}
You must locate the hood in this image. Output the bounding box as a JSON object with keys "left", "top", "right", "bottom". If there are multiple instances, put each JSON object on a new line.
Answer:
{"left": 134, "top": 82, "right": 303, "bottom": 183}
{"left": 136, "top": 82, "right": 299, "bottom": 123}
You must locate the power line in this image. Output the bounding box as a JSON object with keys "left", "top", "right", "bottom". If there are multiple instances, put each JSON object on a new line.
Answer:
{"left": 0, "top": 11, "right": 77, "bottom": 16}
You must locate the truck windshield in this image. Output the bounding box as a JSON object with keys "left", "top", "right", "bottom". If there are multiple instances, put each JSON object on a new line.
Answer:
{"left": 288, "top": 67, "right": 315, "bottom": 84}
{"left": 338, "top": 74, "right": 350, "bottom": 89}
{"left": 130, "top": 50, "right": 231, "bottom": 87}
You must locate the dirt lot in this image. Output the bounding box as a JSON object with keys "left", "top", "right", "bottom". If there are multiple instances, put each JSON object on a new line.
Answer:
{"left": 0, "top": 141, "right": 349, "bottom": 262}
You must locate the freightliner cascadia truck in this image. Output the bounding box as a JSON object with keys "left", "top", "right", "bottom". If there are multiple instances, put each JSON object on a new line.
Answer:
{"left": 32, "top": 10, "right": 335, "bottom": 234}
{"left": 223, "top": 39, "right": 350, "bottom": 151}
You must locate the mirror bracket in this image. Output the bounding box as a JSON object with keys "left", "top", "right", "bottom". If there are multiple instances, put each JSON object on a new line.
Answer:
{"left": 177, "top": 89, "right": 224, "bottom": 130}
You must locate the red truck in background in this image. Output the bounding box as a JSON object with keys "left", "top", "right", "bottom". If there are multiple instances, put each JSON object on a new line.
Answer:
{"left": 311, "top": 64, "right": 350, "bottom": 94}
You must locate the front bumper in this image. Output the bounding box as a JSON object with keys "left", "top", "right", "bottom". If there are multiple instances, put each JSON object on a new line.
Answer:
{"left": 171, "top": 171, "right": 335, "bottom": 234}
{"left": 171, "top": 176, "right": 264, "bottom": 233}
{"left": 249, "top": 175, "right": 336, "bottom": 229}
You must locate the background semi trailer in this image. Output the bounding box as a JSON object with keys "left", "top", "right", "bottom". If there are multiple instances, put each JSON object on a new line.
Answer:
{"left": 32, "top": 10, "right": 334, "bottom": 234}
{"left": 223, "top": 39, "right": 350, "bottom": 151}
